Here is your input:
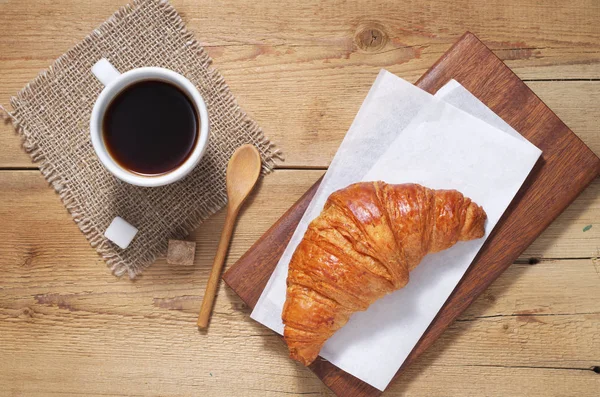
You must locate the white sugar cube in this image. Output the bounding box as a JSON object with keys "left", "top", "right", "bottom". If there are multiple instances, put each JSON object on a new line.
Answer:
{"left": 104, "top": 217, "right": 138, "bottom": 249}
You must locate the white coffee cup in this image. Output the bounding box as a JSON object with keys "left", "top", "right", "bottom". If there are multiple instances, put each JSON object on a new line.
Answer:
{"left": 90, "top": 59, "right": 209, "bottom": 187}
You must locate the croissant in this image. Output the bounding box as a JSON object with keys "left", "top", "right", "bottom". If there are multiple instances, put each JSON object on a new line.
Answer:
{"left": 282, "top": 182, "right": 487, "bottom": 365}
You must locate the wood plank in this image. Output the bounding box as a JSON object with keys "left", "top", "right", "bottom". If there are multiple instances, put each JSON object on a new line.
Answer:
{"left": 1, "top": 0, "right": 598, "bottom": 78}
{"left": 522, "top": 178, "right": 599, "bottom": 259}
{"left": 1, "top": 171, "right": 599, "bottom": 396}
{"left": 1, "top": 361, "right": 598, "bottom": 397}
{"left": 2, "top": 75, "right": 598, "bottom": 170}
{"left": 4, "top": 261, "right": 598, "bottom": 368}
{"left": 392, "top": 364, "right": 599, "bottom": 397}
{"left": 0, "top": 169, "right": 598, "bottom": 284}
{"left": 1, "top": 313, "right": 598, "bottom": 396}
{"left": 1, "top": 0, "right": 599, "bottom": 167}
{"left": 222, "top": 32, "right": 600, "bottom": 396}
{"left": 464, "top": 259, "right": 600, "bottom": 318}
{"left": 0, "top": 169, "right": 322, "bottom": 287}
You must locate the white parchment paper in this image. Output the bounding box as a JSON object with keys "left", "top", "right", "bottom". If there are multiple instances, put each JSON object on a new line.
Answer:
{"left": 251, "top": 71, "right": 542, "bottom": 391}
{"left": 434, "top": 79, "right": 528, "bottom": 142}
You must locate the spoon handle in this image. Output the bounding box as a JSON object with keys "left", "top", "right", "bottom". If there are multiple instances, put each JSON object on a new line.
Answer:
{"left": 198, "top": 205, "right": 238, "bottom": 329}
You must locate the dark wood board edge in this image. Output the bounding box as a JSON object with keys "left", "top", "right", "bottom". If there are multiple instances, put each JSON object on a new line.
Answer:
{"left": 223, "top": 32, "right": 600, "bottom": 397}
{"left": 396, "top": 30, "right": 600, "bottom": 381}
{"left": 223, "top": 175, "right": 323, "bottom": 305}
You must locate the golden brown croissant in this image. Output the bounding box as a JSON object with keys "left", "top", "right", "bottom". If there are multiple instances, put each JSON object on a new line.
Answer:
{"left": 282, "top": 182, "right": 487, "bottom": 365}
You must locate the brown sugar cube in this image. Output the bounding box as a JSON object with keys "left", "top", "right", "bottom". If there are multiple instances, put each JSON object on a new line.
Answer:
{"left": 167, "top": 239, "right": 196, "bottom": 266}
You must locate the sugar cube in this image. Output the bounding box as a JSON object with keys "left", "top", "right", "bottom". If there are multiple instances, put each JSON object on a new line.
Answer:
{"left": 167, "top": 239, "right": 196, "bottom": 266}
{"left": 104, "top": 217, "right": 138, "bottom": 249}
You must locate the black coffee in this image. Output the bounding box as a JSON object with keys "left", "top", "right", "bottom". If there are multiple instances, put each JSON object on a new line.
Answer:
{"left": 102, "top": 80, "right": 199, "bottom": 175}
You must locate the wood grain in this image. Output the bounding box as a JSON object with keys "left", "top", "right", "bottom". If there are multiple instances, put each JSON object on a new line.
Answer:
{"left": 197, "top": 145, "right": 262, "bottom": 329}
{"left": 1, "top": 0, "right": 599, "bottom": 167}
{"left": 2, "top": 80, "right": 599, "bottom": 170}
{"left": 1, "top": 169, "right": 598, "bottom": 280}
{"left": 223, "top": 32, "right": 600, "bottom": 396}
{"left": 0, "top": 171, "right": 598, "bottom": 396}
{"left": 1, "top": 0, "right": 599, "bottom": 395}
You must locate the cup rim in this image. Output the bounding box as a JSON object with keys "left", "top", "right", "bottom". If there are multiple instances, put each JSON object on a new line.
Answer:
{"left": 90, "top": 67, "right": 210, "bottom": 187}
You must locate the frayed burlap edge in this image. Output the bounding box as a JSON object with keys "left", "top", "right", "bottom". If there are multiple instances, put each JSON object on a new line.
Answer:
{"left": 0, "top": 0, "right": 283, "bottom": 278}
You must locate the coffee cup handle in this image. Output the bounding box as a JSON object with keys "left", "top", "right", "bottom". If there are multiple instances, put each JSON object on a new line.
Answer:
{"left": 92, "top": 58, "right": 121, "bottom": 87}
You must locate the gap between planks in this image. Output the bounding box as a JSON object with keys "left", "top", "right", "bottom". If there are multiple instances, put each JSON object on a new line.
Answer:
{"left": 522, "top": 78, "right": 600, "bottom": 82}
{"left": 0, "top": 166, "right": 38, "bottom": 171}
{"left": 447, "top": 363, "right": 600, "bottom": 373}
{"left": 0, "top": 166, "right": 327, "bottom": 171}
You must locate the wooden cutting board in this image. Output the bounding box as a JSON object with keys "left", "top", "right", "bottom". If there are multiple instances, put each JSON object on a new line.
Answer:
{"left": 223, "top": 32, "right": 600, "bottom": 396}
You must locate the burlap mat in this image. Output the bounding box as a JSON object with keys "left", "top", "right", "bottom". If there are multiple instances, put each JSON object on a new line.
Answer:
{"left": 1, "top": 0, "right": 281, "bottom": 278}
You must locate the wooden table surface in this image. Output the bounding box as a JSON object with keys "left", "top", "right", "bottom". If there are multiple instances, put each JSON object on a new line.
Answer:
{"left": 0, "top": 0, "right": 598, "bottom": 396}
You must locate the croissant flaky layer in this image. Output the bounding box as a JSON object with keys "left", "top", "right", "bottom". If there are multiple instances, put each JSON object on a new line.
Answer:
{"left": 282, "top": 182, "right": 487, "bottom": 365}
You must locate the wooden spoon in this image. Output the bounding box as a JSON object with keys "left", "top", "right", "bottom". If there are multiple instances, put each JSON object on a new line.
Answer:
{"left": 197, "top": 144, "right": 262, "bottom": 329}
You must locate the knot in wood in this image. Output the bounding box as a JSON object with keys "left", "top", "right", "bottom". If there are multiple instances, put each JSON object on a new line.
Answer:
{"left": 355, "top": 23, "right": 388, "bottom": 52}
